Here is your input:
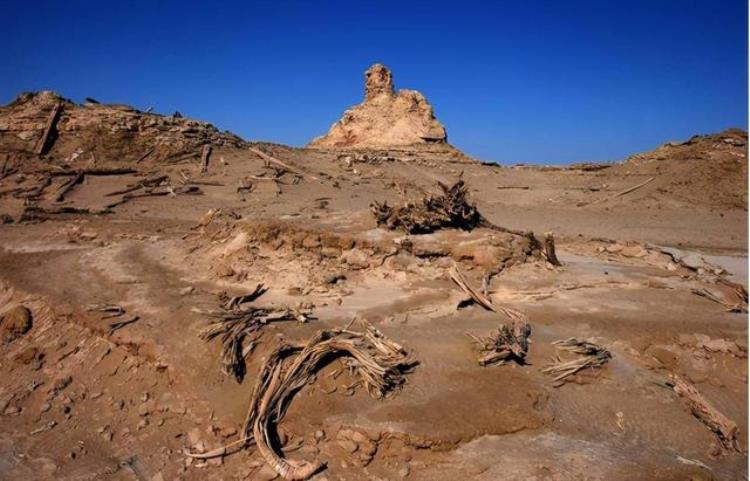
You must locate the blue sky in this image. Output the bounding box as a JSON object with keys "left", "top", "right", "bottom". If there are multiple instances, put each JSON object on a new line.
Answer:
{"left": 2, "top": 1, "right": 747, "bottom": 164}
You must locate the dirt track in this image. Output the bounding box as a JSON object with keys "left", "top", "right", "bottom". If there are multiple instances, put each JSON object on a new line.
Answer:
{"left": 0, "top": 94, "right": 747, "bottom": 481}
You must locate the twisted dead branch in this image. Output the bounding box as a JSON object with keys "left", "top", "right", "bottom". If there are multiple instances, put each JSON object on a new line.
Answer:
{"left": 200, "top": 299, "right": 312, "bottom": 383}
{"left": 468, "top": 322, "right": 531, "bottom": 366}
{"left": 187, "top": 322, "right": 416, "bottom": 481}
{"left": 450, "top": 264, "right": 532, "bottom": 365}
{"left": 542, "top": 338, "right": 611, "bottom": 385}
{"left": 449, "top": 264, "right": 527, "bottom": 321}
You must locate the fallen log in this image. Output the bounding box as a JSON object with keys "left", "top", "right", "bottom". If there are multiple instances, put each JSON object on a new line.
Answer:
{"left": 20, "top": 205, "right": 110, "bottom": 221}
{"left": 613, "top": 176, "right": 655, "bottom": 197}
{"left": 104, "top": 174, "right": 169, "bottom": 197}
{"left": 43, "top": 167, "right": 137, "bottom": 177}
{"left": 200, "top": 144, "right": 212, "bottom": 173}
{"left": 13, "top": 176, "right": 52, "bottom": 200}
{"left": 54, "top": 172, "right": 84, "bottom": 202}
{"left": 668, "top": 375, "right": 740, "bottom": 452}
{"left": 105, "top": 185, "right": 201, "bottom": 209}
{"left": 248, "top": 146, "right": 319, "bottom": 182}
{"left": 135, "top": 148, "right": 154, "bottom": 164}
{"left": 34, "top": 103, "right": 62, "bottom": 155}
{"left": 449, "top": 264, "right": 527, "bottom": 321}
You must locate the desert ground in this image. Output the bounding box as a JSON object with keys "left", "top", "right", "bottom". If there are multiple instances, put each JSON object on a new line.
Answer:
{"left": 0, "top": 70, "right": 747, "bottom": 481}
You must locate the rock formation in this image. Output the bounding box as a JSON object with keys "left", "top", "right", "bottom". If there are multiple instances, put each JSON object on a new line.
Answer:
{"left": 310, "top": 64, "right": 448, "bottom": 148}
{"left": 0, "top": 91, "right": 245, "bottom": 165}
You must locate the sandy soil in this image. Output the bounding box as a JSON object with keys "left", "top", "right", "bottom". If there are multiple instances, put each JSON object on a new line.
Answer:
{"left": 0, "top": 97, "right": 747, "bottom": 481}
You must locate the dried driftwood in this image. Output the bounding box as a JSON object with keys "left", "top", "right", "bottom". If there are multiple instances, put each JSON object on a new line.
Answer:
{"left": 200, "top": 300, "right": 312, "bottom": 383}
{"left": 220, "top": 284, "right": 268, "bottom": 310}
{"left": 54, "top": 172, "right": 84, "bottom": 202}
{"left": 449, "top": 264, "right": 528, "bottom": 321}
{"left": 543, "top": 232, "right": 562, "bottom": 266}
{"left": 20, "top": 205, "right": 110, "bottom": 221}
{"left": 372, "top": 180, "right": 483, "bottom": 234}
{"left": 248, "top": 146, "right": 319, "bottom": 182}
{"left": 105, "top": 174, "right": 168, "bottom": 197}
{"left": 187, "top": 322, "right": 415, "bottom": 481}
{"left": 450, "top": 264, "right": 532, "bottom": 365}
{"left": 43, "top": 167, "right": 137, "bottom": 176}
{"left": 86, "top": 303, "right": 139, "bottom": 333}
{"left": 667, "top": 375, "right": 740, "bottom": 452}
{"left": 34, "top": 103, "right": 62, "bottom": 155}
{"left": 135, "top": 148, "right": 154, "bottom": 164}
{"left": 105, "top": 184, "right": 201, "bottom": 209}
{"left": 14, "top": 176, "right": 52, "bottom": 200}
{"left": 108, "top": 315, "right": 139, "bottom": 334}
{"left": 200, "top": 144, "right": 212, "bottom": 173}
{"left": 542, "top": 338, "right": 611, "bottom": 385}
{"left": 469, "top": 321, "right": 531, "bottom": 366}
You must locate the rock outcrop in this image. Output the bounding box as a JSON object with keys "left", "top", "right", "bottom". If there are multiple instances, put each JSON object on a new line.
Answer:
{"left": 310, "top": 64, "right": 448, "bottom": 148}
{"left": 0, "top": 91, "right": 245, "bottom": 165}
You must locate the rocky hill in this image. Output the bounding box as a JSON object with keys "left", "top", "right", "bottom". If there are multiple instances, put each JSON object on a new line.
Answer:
{"left": 0, "top": 91, "right": 245, "bottom": 168}
{"left": 608, "top": 128, "right": 748, "bottom": 209}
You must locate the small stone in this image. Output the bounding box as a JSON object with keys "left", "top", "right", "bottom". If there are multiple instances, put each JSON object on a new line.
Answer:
{"left": 340, "top": 248, "right": 370, "bottom": 270}
{"left": 0, "top": 305, "right": 33, "bottom": 343}
{"left": 621, "top": 245, "right": 646, "bottom": 258}
{"left": 187, "top": 427, "right": 202, "bottom": 445}
{"left": 13, "top": 346, "right": 41, "bottom": 365}
{"left": 136, "top": 419, "right": 149, "bottom": 430}
{"left": 40, "top": 402, "right": 51, "bottom": 413}
{"left": 51, "top": 376, "right": 72, "bottom": 393}
{"left": 314, "top": 429, "right": 325, "bottom": 441}
{"left": 178, "top": 286, "right": 194, "bottom": 296}
{"left": 3, "top": 405, "right": 21, "bottom": 416}
{"left": 215, "top": 264, "right": 235, "bottom": 278}
{"left": 337, "top": 439, "right": 358, "bottom": 453}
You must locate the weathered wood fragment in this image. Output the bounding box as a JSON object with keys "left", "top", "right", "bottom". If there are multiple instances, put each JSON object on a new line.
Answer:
{"left": 34, "top": 103, "right": 62, "bottom": 155}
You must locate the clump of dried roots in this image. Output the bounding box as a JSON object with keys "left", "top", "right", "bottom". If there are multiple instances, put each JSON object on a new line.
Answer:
{"left": 200, "top": 287, "right": 312, "bottom": 383}
{"left": 371, "top": 180, "right": 484, "bottom": 234}
{"left": 542, "top": 337, "right": 611, "bottom": 385}
{"left": 188, "top": 322, "right": 416, "bottom": 480}
{"left": 469, "top": 321, "right": 531, "bottom": 366}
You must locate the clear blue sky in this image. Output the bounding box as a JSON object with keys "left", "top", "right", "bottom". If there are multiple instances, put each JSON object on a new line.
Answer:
{"left": 2, "top": 1, "right": 747, "bottom": 164}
